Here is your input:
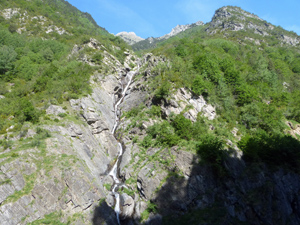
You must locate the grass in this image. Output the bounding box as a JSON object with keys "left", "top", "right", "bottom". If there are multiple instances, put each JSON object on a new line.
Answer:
{"left": 120, "top": 186, "right": 135, "bottom": 197}
{"left": 103, "top": 183, "right": 111, "bottom": 191}
{"left": 140, "top": 201, "right": 158, "bottom": 222}
{"left": 3, "top": 173, "right": 37, "bottom": 204}
{"left": 28, "top": 211, "right": 67, "bottom": 225}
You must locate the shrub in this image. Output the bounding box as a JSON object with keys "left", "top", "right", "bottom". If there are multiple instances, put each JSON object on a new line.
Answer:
{"left": 171, "top": 114, "right": 192, "bottom": 140}
{"left": 148, "top": 105, "right": 161, "bottom": 118}
{"left": 196, "top": 135, "right": 227, "bottom": 175}
{"left": 91, "top": 52, "right": 103, "bottom": 63}
{"left": 146, "top": 121, "right": 179, "bottom": 147}
{"left": 191, "top": 76, "right": 206, "bottom": 96}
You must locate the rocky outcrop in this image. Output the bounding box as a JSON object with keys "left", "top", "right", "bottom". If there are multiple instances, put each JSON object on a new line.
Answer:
{"left": 116, "top": 32, "right": 145, "bottom": 45}
{"left": 206, "top": 6, "right": 272, "bottom": 36}
{"left": 157, "top": 21, "right": 204, "bottom": 40}
{"left": 205, "top": 6, "right": 300, "bottom": 46}
{"left": 120, "top": 193, "right": 135, "bottom": 219}
{"left": 46, "top": 105, "right": 66, "bottom": 116}
{"left": 0, "top": 8, "right": 71, "bottom": 35}
{"left": 161, "top": 88, "right": 216, "bottom": 121}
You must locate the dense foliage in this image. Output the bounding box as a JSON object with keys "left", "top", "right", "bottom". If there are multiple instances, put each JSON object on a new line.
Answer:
{"left": 0, "top": 0, "right": 130, "bottom": 134}
{"left": 134, "top": 18, "right": 300, "bottom": 172}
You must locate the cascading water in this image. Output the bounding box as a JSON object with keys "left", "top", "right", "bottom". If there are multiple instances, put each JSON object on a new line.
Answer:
{"left": 109, "top": 66, "right": 139, "bottom": 224}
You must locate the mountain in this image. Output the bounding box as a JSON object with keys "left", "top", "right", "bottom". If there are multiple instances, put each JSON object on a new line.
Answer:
{"left": 116, "top": 31, "right": 144, "bottom": 45}
{"left": 129, "top": 20, "right": 204, "bottom": 51}
{"left": 1, "top": 2, "right": 300, "bottom": 225}
{"left": 206, "top": 6, "right": 300, "bottom": 46}
{"left": 132, "top": 6, "right": 300, "bottom": 51}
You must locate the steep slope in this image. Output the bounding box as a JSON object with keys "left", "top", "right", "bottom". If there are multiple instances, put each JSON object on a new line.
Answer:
{"left": 0, "top": 0, "right": 108, "bottom": 39}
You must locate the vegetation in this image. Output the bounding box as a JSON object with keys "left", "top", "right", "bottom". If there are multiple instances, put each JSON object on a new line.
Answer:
{"left": 126, "top": 7, "right": 300, "bottom": 175}
{"left": 0, "top": 0, "right": 130, "bottom": 134}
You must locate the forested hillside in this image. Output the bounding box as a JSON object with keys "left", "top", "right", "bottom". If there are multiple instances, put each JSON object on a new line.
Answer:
{"left": 0, "top": 0, "right": 129, "bottom": 135}
{"left": 133, "top": 6, "right": 300, "bottom": 172}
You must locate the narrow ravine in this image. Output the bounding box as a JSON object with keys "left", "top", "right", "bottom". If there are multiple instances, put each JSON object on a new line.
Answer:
{"left": 109, "top": 66, "right": 139, "bottom": 224}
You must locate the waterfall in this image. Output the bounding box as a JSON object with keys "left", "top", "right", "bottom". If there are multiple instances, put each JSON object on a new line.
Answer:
{"left": 109, "top": 66, "right": 138, "bottom": 224}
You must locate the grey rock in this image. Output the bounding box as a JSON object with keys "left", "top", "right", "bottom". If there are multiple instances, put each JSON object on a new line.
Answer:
{"left": 0, "top": 184, "right": 15, "bottom": 203}
{"left": 116, "top": 32, "right": 145, "bottom": 45}
{"left": 11, "top": 173, "right": 25, "bottom": 191}
{"left": 120, "top": 193, "right": 135, "bottom": 219}
{"left": 46, "top": 105, "right": 66, "bottom": 116}
{"left": 83, "top": 111, "right": 101, "bottom": 124}
{"left": 144, "top": 214, "right": 162, "bottom": 225}
{"left": 83, "top": 144, "right": 93, "bottom": 158}
{"left": 92, "top": 120, "right": 109, "bottom": 134}
{"left": 68, "top": 124, "right": 83, "bottom": 137}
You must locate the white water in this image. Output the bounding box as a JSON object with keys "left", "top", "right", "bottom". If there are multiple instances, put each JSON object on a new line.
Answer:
{"left": 109, "top": 67, "right": 138, "bottom": 224}
{"left": 111, "top": 70, "right": 136, "bottom": 134}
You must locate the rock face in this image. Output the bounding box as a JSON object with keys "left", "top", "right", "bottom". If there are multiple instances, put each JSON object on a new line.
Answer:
{"left": 158, "top": 21, "right": 204, "bottom": 40}
{"left": 206, "top": 6, "right": 300, "bottom": 46}
{"left": 116, "top": 31, "right": 145, "bottom": 45}
{"left": 120, "top": 193, "right": 135, "bottom": 219}
{"left": 161, "top": 88, "right": 216, "bottom": 121}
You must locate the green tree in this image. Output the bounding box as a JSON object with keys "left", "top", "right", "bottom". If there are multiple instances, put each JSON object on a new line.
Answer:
{"left": 0, "top": 45, "right": 17, "bottom": 75}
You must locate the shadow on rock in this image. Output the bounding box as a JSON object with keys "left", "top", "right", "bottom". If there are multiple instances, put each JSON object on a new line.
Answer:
{"left": 92, "top": 200, "right": 118, "bottom": 225}
{"left": 93, "top": 134, "right": 300, "bottom": 225}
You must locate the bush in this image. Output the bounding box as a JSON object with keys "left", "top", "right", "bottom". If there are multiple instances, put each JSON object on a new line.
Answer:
{"left": 196, "top": 135, "right": 227, "bottom": 175}
{"left": 91, "top": 52, "right": 103, "bottom": 63}
{"left": 191, "top": 76, "right": 207, "bottom": 96}
{"left": 15, "top": 98, "right": 40, "bottom": 123}
{"left": 153, "top": 81, "right": 171, "bottom": 102}
{"left": 146, "top": 121, "right": 179, "bottom": 147}
{"left": 0, "top": 45, "right": 17, "bottom": 75}
{"left": 148, "top": 105, "right": 161, "bottom": 118}
{"left": 171, "top": 114, "right": 192, "bottom": 140}
{"left": 196, "top": 135, "right": 225, "bottom": 164}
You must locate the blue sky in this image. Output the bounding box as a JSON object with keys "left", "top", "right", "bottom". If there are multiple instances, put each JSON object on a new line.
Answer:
{"left": 67, "top": 0, "right": 300, "bottom": 39}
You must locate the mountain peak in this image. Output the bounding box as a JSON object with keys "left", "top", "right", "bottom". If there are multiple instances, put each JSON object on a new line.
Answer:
{"left": 212, "top": 6, "right": 263, "bottom": 22}
{"left": 116, "top": 31, "right": 144, "bottom": 45}
{"left": 206, "top": 6, "right": 300, "bottom": 46}
{"left": 157, "top": 21, "right": 204, "bottom": 40}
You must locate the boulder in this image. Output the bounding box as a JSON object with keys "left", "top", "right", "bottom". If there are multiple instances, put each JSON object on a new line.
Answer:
{"left": 120, "top": 193, "right": 135, "bottom": 219}
{"left": 46, "top": 105, "right": 66, "bottom": 116}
